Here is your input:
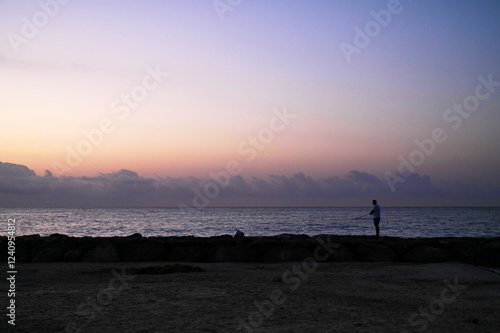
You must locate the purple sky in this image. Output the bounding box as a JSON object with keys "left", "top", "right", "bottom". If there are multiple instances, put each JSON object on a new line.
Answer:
{"left": 1, "top": 0, "right": 499, "bottom": 207}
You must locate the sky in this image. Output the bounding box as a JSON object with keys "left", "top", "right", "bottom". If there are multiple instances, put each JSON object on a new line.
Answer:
{"left": 1, "top": 0, "right": 500, "bottom": 207}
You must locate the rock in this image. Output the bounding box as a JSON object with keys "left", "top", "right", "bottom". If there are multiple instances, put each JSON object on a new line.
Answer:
{"left": 271, "top": 276, "right": 283, "bottom": 282}
{"left": 82, "top": 243, "right": 119, "bottom": 262}
{"left": 208, "top": 245, "right": 259, "bottom": 262}
{"left": 0, "top": 238, "right": 6, "bottom": 262}
{"left": 19, "top": 234, "right": 41, "bottom": 241}
{"left": 207, "top": 235, "right": 236, "bottom": 245}
{"left": 126, "top": 233, "right": 143, "bottom": 238}
{"left": 323, "top": 245, "right": 357, "bottom": 262}
{"left": 5, "top": 235, "right": 500, "bottom": 264}
{"left": 32, "top": 239, "right": 70, "bottom": 262}
{"left": 62, "top": 239, "right": 97, "bottom": 262}
{"left": 128, "top": 264, "right": 204, "bottom": 274}
{"left": 483, "top": 240, "right": 500, "bottom": 251}
{"left": 442, "top": 239, "right": 478, "bottom": 264}
{"left": 276, "top": 234, "right": 311, "bottom": 240}
{"left": 63, "top": 248, "right": 84, "bottom": 262}
{"left": 248, "top": 238, "right": 281, "bottom": 250}
{"left": 403, "top": 246, "right": 450, "bottom": 263}
{"left": 119, "top": 240, "right": 166, "bottom": 262}
{"left": 311, "top": 235, "right": 357, "bottom": 261}
{"left": 242, "top": 238, "right": 280, "bottom": 261}
{"left": 49, "top": 233, "right": 70, "bottom": 238}
{"left": 468, "top": 318, "right": 479, "bottom": 325}
{"left": 283, "top": 239, "right": 317, "bottom": 251}
{"left": 263, "top": 246, "right": 313, "bottom": 262}
{"left": 166, "top": 241, "right": 208, "bottom": 262}
{"left": 476, "top": 240, "right": 500, "bottom": 266}
{"left": 12, "top": 239, "right": 32, "bottom": 263}
{"left": 357, "top": 242, "right": 397, "bottom": 262}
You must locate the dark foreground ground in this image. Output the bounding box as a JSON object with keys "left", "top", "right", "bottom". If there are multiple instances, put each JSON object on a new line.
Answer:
{"left": 1, "top": 261, "right": 500, "bottom": 333}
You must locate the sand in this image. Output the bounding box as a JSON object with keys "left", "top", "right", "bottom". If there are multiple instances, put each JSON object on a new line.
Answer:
{"left": 1, "top": 262, "right": 500, "bottom": 333}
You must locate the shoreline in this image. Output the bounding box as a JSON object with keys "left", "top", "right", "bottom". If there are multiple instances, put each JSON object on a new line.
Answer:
{"left": 2, "top": 234, "right": 499, "bottom": 266}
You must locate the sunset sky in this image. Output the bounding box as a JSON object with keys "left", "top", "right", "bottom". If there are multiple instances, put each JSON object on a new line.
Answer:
{"left": 1, "top": 0, "right": 500, "bottom": 207}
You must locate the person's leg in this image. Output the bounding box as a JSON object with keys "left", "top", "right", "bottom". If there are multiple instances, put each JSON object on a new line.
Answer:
{"left": 373, "top": 218, "right": 380, "bottom": 237}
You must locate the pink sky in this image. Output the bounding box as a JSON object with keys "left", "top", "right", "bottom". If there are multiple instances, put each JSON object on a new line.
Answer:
{"left": 1, "top": 0, "right": 500, "bottom": 206}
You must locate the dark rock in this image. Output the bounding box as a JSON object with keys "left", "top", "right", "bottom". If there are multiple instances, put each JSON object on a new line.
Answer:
{"left": 119, "top": 240, "right": 166, "bottom": 262}
{"left": 32, "top": 239, "right": 71, "bottom": 262}
{"left": 245, "top": 238, "right": 281, "bottom": 260}
{"left": 19, "top": 234, "right": 41, "bottom": 240}
{"left": 276, "top": 234, "right": 311, "bottom": 240}
{"left": 323, "top": 244, "right": 357, "bottom": 262}
{"left": 5, "top": 235, "right": 500, "bottom": 265}
{"left": 62, "top": 238, "right": 97, "bottom": 262}
{"left": 166, "top": 241, "right": 208, "bottom": 262}
{"left": 439, "top": 239, "right": 477, "bottom": 264}
{"left": 126, "top": 233, "right": 143, "bottom": 238}
{"left": 403, "top": 246, "right": 451, "bottom": 263}
{"left": 49, "top": 233, "right": 70, "bottom": 238}
{"left": 483, "top": 240, "right": 500, "bottom": 251}
{"left": 468, "top": 318, "right": 479, "bottom": 325}
{"left": 81, "top": 243, "right": 119, "bottom": 262}
{"left": 63, "top": 248, "right": 84, "bottom": 262}
{"left": 263, "top": 246, "right": 313, "bottom": 262}
{"left": 128, "top": 264, "right": 204, "bottom": 274}
{"left": 357, "top": 242, "right": 397, "bottom": 262}
{"left": 207, "top": 235, "right": 235, "bottom": 244}
{"left": 477, "top": 240, "right": 500, "bottom": 266}
{"left": 248, "top": 238, "right": 281, "bottom": 250}
{"left": 0, "top": 238, "right": 6, "bottom": 262}
{"left": 208, "top": 244, "right": 260, "bottom": 262}
{"left": 14, "top": 238, "right": 35, "bottom": 263}
{"left": 283, "top": 239, "right": 317, "bottom": 251}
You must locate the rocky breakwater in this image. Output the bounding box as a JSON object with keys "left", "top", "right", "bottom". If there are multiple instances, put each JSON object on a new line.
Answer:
{"left": 1, "top": 234, "right": 499, "bottom": 266}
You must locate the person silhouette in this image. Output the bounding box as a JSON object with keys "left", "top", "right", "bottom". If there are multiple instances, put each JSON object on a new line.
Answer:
{"left": 369, "top": 200, "right": 381, "bottom": 237}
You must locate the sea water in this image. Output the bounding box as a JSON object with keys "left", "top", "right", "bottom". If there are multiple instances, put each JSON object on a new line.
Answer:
{"left": 2, "top": 207, "right": 499, "bottom": 238}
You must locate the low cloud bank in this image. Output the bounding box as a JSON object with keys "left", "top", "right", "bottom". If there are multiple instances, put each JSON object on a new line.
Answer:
{"left": 0, "top": 162, "right": 498, "bottom": 207}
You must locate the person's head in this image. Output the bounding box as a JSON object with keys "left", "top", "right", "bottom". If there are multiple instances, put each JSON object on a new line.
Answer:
{"left": 372, "top": 200, "right": 377, "bottom": 205}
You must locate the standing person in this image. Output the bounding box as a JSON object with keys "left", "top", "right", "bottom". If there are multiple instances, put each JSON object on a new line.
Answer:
{"left": 369, "top": 200, "right": 381, "bottom": 237}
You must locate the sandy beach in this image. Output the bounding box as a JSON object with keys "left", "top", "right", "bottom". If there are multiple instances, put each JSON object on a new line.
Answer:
{"left": 1, "top": 261, "right": 500, "bottom": 333}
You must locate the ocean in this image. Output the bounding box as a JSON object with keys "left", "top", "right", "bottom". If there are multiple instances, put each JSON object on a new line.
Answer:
{"left": 2, "top": 207, "right": 500, "bottom": 238}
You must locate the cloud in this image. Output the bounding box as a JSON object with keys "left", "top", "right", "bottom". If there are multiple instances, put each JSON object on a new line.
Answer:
{"left": 0, "top": 161, "right": 498, "bottom": 207}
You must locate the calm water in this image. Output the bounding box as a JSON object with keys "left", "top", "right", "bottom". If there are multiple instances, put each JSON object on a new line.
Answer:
{"left": 2, "top": 207, "right": 499, "bottom": 238}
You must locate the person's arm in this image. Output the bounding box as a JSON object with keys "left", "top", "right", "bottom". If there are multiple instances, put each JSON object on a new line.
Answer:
{"left": 369, "top": 210, "right": 374, "bottom": 215}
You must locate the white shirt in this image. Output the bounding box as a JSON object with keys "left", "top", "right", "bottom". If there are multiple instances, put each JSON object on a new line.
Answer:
{"left": 373, "top": 204, "right": 381, "bottom": 218}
